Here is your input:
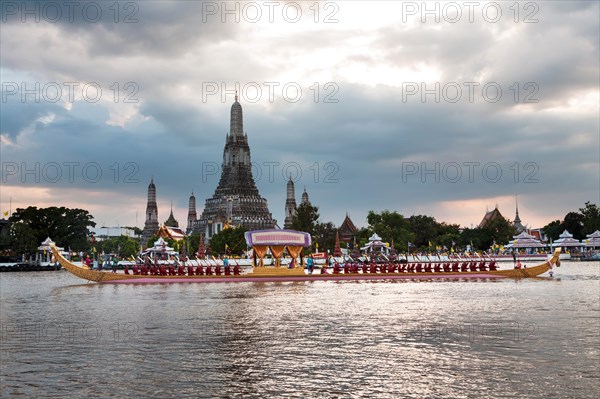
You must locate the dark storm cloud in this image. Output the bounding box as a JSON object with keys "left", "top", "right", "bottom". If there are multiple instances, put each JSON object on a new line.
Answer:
{"left": 1, "top": 1, "right": 238, "bottom": 57}
{"left": 1, "top": 0, "right": 598, "bottom": 228}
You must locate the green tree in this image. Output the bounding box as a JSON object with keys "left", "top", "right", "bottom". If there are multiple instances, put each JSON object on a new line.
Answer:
{"left": 355, "top": 227, "right": 372, "bottom": 248}
{"left": 579, "top": 202, "right": 600, "bottom": 236}
{"left": 407, "top": 215, "right": 439, "bottom": 248}
{"left": 209, "top": 226, "right": 248, "bottom": 256}
{"left": 313, "top": 222, "right": 338, "bottom": 253}
{"left": 542, "top": 220, "right": 563, "bottom": 241}
{"left": 540, "top": 202, "right": 598, "bottom": 241}
{"left": 187, "top": 232, "right": 201, "bottom": 257}
{"left": 290, "top": 203, "right": 320, "bottom": 235}
{"left": 479, "top": 217, "right": 516, "bottom": 250}
{"left": 6, "top": 222, "right": 38, "bottom": 256}
{"left": 0, "top": 206, "right": 95, "bottom": 255}
{"left": 562, "top": 212, "right": 585, "bottom": 239}
{"left": 459, "top": 227, "right": 484, "bottom": 250}
{"left": 98, "top": 235, "right": 140, "bottom": 259}
{"left": 437, "top": 222, "right": 462, "bottom": 250}
{"left": 145, "top": 234, "right": 159, "bottom": 248}
{"left": 366, "top": 210, "right": 414, "bottom": 251}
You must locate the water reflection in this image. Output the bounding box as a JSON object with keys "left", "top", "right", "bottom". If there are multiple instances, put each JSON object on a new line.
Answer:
{"left": 1, "top": 263, "right": 598, "bottom": 397}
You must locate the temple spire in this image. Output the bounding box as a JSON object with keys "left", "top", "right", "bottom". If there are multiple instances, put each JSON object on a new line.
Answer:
{"left": 301, "top": 187, "right": 310, "bottom": 205}
{"left": 186, "top": 191, "right": 197, "bottom": 234}
{"left": 230, "top": 92, "right": 243, "bottom": 136}
{"left": 513, "top": 194, "right": 525, "bottom": 233}
{"left": 284, "top": 177, "right": 297, "bottom": 229}
{"left": 165, "top": 200, "right": 179, "bottom": 228}
{"left": 198, "top": 96, "right": 276, "bottom": 239}
{"left": 141, "top": 178, "right": 159, "bottom": 244}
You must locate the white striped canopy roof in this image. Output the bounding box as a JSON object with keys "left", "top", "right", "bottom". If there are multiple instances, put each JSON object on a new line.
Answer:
{"left": 552, "top": 230, "right": 582, "bottom": 247}
{"left": 245, "top": 229, "right": 311, "bottom": 247}
{"left": 584, "top": 230, "right": 600, "bottom": 247}
{"left": 505, "top": 231, "right": 546, "bottom": 248}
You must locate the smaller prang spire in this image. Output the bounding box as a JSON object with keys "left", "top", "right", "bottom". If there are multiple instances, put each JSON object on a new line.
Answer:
{"left": 165, "top": 201, "right": 179, "bottom": 228}
{"left": 513, "top": 194, "right": 525, "bottom": 233}
{"left": 230, "top": 91, "right": 244, "bottom": 136}
{"left": 284, "top": 177, "right": 297, "bottom": 229}
{"left": 286, "top": 175, "right": 295, "bottom": 199}
{"left": 187, "top": 191, "right": 197, "bottom": 234}
{"left": 142, "top": 178, "right": 159, "bottom": 244}
{"left": 301, "top": 187, "right": 310, "bottom": 205}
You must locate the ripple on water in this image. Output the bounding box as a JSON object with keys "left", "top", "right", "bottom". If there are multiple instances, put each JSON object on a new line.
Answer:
{"left": 1, "top": 262, "right": 599, "bottom": 397}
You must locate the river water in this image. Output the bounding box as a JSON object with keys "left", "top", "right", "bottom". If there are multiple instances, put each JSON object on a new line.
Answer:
{"left": 1, "top": 262, "right": 598, "bottom": 398}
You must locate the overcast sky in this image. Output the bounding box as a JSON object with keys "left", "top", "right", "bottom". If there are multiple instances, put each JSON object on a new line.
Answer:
{"left": 1, "top": 0, "right": 599, "bottom": 231}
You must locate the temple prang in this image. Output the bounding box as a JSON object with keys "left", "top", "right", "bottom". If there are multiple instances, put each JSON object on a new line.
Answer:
{"left": 194, "top": 97, "right": 276, "bottom": 239}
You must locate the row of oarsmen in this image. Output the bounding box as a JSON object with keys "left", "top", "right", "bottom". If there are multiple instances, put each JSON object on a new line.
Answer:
{"left": 126, "top": 264, "right": 241, "bottom": 276}
{"left": 329, "top": 261, "right": 498, "bottom": 274}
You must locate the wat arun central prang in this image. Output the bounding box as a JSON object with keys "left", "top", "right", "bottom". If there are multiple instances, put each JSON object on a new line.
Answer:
{"left": 193, "top": 94, "right": 276, "bottom": 238}
{"left": 141, "top": 94, "right": 277, "bottom": 242}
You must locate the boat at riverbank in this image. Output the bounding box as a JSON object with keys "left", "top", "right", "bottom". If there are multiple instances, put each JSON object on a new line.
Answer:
{"left": 0, "top": 262, "right": 62, "bottom": 272}
{"left": 50, "top": 245, "right": 561, "bottom": 284}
